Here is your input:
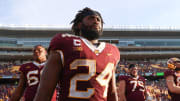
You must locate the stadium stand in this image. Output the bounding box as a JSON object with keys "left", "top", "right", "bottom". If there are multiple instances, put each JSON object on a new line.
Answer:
{"left": 1, "top": 25, "right": 180, "bottom": 100}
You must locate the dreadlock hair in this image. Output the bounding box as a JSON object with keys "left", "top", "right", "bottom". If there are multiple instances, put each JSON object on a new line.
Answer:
{"left": 70, "top": 7, "right": 104, "bottom": 36}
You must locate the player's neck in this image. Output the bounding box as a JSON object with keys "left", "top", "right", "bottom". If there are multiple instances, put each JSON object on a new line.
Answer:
{"left": 91, "top": 40, "right": 100, "bottom": 47}
{"left": 130, "top": 74, "right": 138, "bottom": 78}
{"left": 90, "top": 40, "right": 98, "bottom": 44}
{"left": 35, "top": 59, "right": 46, "bottom": 64}
{"left": 176, "top": 70, "right": 180, "bottom": 73}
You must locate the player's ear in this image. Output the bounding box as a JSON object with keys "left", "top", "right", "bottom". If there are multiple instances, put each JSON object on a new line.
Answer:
{"left": 127, "top": 68, "right": 131, "bottom": 73}
{"left": 78, "top": 22, "right": 82, "bottom": 29}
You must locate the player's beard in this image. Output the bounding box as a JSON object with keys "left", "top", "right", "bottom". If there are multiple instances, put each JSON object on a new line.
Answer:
{"left": 80, "top": 23, "right": 102, "bottom": 41}
{"left": 130, "top": 71, "right": 138, "bottom": 77}
{"left": 130, "top": 74, "right": 137, "bottom": 77}
{"left": 34, "top": 55, "right": 46, "bottom": 63}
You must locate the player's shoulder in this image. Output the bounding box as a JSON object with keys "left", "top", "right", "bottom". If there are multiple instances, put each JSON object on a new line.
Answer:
{"left": 19, "top": 62, "right": 34, "bottom": 72}
{"left": 118, "top": 75, "right": 129, "bottom": 81}
{"left": 20, "top": 62, "right": 33, "bottom": 68}
{"left": 51, "top": 33, "right": 80, "bottom": 42}
{"left": 164, "top": 69, "right": 175, "bottom": 78}
{"left": 49, "top": 33, "right": 80, "bottom": 51}
{"left": 106, "top": 43, "right": 119, "bottom": 50}
{"left": 105, "top": 43, "right": 120, "bottom": 56}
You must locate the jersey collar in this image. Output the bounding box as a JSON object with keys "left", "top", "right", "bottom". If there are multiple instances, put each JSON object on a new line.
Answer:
{"left": 81, "top": 37, "right": 106, "bottom": 55}
{"left": 130, "top": 75, "right": 139, "bottom": 80}
{"left": 175, "top": 72, "right": 180, "bottom": 77}
{"left": 33, "top": 61, "right": 46, "bottom": 67}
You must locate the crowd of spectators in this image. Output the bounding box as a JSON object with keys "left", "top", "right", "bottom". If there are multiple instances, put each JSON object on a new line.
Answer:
{"left": 116, "top": 59, "right": 168, "bottom": 76}
{"left": 0, "top": 63, "right": 14, "bottom": 76}
{"left": 0, "top": 84, "right": 16, "bottom": 101}
{"left": 0, "top": 60, "right": 171, "bottom": 100}
{"left": 146, "top": 79, "right": 170, "bottom": 101}
{"left": 0, "top": 62, "right": 22, "bottom": 77}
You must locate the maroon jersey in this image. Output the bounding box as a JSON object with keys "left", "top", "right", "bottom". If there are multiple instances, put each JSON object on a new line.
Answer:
{"left": 19, "top": 62, "right": 45, "bottom": 101}
{"left": 48, "top": 33, "right": 120, "bottom": 101}
{"left": 164, "top": 70, "right": 180, "bottom": 101}
{"left": 118, "top": 75, "right": 146, "bottom": 101}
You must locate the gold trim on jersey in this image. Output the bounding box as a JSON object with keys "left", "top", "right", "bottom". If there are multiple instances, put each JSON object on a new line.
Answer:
{"left": 68, "top": 59, "right": 96, "bottom": 99}
{"left": 68, "top": 59, "right": 115, "bottom": 99}
{"left": 73, "top": 47, "right": 83, "bottom": 51}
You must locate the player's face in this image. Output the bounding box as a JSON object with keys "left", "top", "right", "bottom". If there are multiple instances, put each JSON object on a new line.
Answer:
{"left": 80, "top": 15, "right": 103, "bottom": 40}
{"left": 130, "top": 67, "right": 138, "bottom": 77}
{"left": 33, "top": 46, "right": 47, "bottom": 63}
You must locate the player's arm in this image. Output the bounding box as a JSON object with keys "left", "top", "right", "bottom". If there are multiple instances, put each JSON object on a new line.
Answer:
{"left": 117, "top": 80, "right": 126, "bottom": 101}
{"left": 10, "top": 72, "right": 26, "bottom": 101}
{"left": 107, "top": 70, "right": 118, "bottom": 101}
{"left": 166, "top": 75, "right": 180, "bottom": 94}
{"left": 34, "top": 50, "right": 63, "bottom": 101}
{"left": 143, "top": 80, "right": 147, "bottom": 100}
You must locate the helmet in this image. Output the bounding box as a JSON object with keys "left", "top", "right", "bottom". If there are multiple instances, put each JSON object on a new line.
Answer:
{"left": 167, "top": 57, "right": 180, "bottom": 69}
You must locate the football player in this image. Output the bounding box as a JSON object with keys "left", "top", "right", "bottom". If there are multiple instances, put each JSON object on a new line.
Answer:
{"left": 10, "top": 45, "right": 47, "bottom": 101}
{"left": 34, "top": 7, "right": 120, "bottom": 101}
{"left": 164, "top": 57, "right": 180, "bottom": 101}
{"left": 117, "top": 64, "right": 146, "bottom": 101}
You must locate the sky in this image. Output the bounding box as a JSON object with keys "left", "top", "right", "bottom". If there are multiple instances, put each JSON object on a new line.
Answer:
{"left": 1, "top": 0, "right": 180, "bottom": 27}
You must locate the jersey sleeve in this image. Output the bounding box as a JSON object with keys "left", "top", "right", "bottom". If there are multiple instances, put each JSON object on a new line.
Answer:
{"left": 112, "top": 44, "right": 120, "bottom": 65}
{"left": 141, "top": 76, "right": 146, "bottom": 83}
{"left": 19, "top": 64, "right": 26, "bottom": 74}
{"left": 48, "top": 33, "right": 65, "bottom": 52}
{"left": 48, "top": 33, "right": 80, "bottom": 53}
{"left": 164, "top": 70, "right": 174, "bottom": 79}
{"left": 107, "top": 43, "right": 120, "bottom": 67}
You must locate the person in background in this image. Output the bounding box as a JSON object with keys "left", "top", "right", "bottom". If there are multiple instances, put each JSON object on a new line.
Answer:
{"left": 10, "top": 45, "right": 47, "bottom": 101}
{"left": 164, "top": 57, "right": 180, "bottom": 101}
{"left": 117, "top": 64, "right": 146, "bottom": 101}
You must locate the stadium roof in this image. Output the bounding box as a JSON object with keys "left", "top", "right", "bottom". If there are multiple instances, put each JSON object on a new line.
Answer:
{"left": 1, "top": 25, "right": 180, "bottom": 60}
{"left": 1, "top": 25, "right": 180, "bottom": 39}
{"left": 1, "top": 25, "right": 180, "bottom": 31}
